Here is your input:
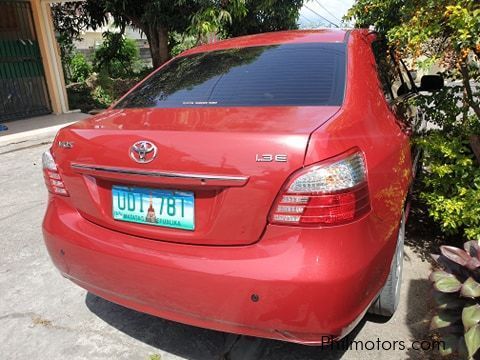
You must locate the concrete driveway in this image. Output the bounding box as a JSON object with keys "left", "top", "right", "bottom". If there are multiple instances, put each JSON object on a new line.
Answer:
{"left": 0, "top": 126, "right": 435, "bottom": 360}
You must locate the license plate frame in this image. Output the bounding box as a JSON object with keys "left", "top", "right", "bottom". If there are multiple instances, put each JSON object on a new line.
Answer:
{"left": 112, "top": 185, "right": 195, "bottom": 231}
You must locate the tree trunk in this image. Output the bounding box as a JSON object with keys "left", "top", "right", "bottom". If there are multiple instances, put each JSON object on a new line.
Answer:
{"left": 145, "top": 25, "right": 170, "bottom": 68}
{"left": 460, "top": 62, "right": 480, "bottom": 119}
{"left": 469, "top": 135, "right": 480, "bottom": 165}
{"left": 459, "top": 61, "right": 480, "bottom": 165}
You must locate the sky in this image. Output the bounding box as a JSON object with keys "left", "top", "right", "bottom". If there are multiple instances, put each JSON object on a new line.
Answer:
{"left": 298, "top": 0, "right": 355, "bottom": 29}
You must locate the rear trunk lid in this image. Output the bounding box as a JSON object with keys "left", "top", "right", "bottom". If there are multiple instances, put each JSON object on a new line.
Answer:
{"left": 53, "top": 107, "right": 339, "bottom": 245}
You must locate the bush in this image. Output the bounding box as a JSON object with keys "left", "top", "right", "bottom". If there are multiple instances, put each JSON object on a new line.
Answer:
{"left": 66, "top": 72, "right": 146, "bottom": 113}
{"left": 64, "top": 31, "right": 153, "bottom": 113}
{"left": 91, "top": 86, "right": 113, "bottom": 108}
{"left": 69, "top": 52, "right": 92, "bottom": 83}
{"left": 93, "top": 32, "right": 141, "bottom": 78}
{"left": 66, "top": 82, "right": 104, "bottom": 113}
{"left": 414, "top": 83, "right": 480, "bottom": 241}
{"left": 418, "top": 133, "right": 480, "bottom": 240}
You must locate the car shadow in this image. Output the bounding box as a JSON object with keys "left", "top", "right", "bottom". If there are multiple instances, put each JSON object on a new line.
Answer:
{"left": 85, "top": 292, "right": 366, "bottom": 360}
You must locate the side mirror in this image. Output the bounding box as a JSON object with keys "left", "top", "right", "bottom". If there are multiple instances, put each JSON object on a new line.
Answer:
{"left": 419, "top": 75, "right": 444, "bottom": 92}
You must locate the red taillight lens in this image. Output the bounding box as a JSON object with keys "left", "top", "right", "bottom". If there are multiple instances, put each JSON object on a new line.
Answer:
{"left": 269, "top": 148, "right": 370, "bottom": 226}
{"left": 42, "top": 150, "right": 69, "bottom": 196}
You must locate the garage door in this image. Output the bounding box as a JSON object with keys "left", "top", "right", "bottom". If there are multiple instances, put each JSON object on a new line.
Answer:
{"left": 0, "top": 1, "right": 51, "bottom": 122}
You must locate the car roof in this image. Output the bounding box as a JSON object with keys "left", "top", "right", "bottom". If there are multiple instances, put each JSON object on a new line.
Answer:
{"left": 180, "top": 29, "right": 351, "bottom": 56}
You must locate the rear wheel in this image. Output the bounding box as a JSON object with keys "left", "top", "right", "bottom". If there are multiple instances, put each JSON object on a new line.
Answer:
{"left": 368, "top": 211, "right": 405, "bottom": 317}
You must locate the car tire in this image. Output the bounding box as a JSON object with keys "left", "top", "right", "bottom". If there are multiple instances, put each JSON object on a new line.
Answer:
{"left": 368, "top": 211, "right": 405, "bottom": 317}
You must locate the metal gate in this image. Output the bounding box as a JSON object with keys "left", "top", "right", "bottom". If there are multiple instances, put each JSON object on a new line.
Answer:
{"left": 0, "top": 1, "right": 51, "bottom": 122}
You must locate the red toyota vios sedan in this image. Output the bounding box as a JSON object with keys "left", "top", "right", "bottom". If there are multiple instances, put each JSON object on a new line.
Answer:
{"left": 42, "top": 29, "right": 443, "bottom": 345}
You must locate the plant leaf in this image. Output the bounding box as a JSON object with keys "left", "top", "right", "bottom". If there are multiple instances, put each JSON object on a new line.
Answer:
{"left": 464, "top": 324, "right": 480, "bottom": 358}
{"left": 466, "top": 257, "right": 480, "bottom": 271}
{"left": 431, "top": 311, "right": 461, "bottom": 330}
{"left": 441, "top": 245, "right": 470, "bottom": 266}
{"left": 464, "top": 240, "right": 480, "bottom": 258}
{"left": 462, "top": 304, "right": 480, "bottom": 331}
{"left": 432, "top": 290, "right": 464, "bottom": 309}
{"left": 461, "top": 277, "right": 480, "bottom": 298}
{"left": 438, "top": 334, "right": 459, "bottom": 356}
{"left": 430, "top": 270, "right": 454, "bottom": 282}
{"left": 435, "top": 276, "right": 462, "bottom": 293}
{"left": 432, "top": 254, "right": 470, "bottom": 280}
{"left": 461, "top": 242, "right": 480, "bottom": 270}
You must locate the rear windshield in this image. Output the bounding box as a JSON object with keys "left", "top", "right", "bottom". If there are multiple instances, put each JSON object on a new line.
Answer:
{"left": 115, "top": 43, "right": 346, "bottom": 108}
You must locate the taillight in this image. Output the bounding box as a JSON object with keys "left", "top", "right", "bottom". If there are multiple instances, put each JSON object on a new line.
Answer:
{"left": 42, "top": 150, "right": 69, "bottom": 196}
{"left": 269, "top": 148, "right": 370, "bottom": 226}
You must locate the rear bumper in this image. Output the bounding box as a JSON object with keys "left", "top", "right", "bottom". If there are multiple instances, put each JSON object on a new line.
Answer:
{"left": 42, "top": 196, "right": 396, "bottom": 345}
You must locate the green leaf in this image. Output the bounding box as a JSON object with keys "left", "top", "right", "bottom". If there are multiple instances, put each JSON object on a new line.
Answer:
{"left": 464, "top": 324, "right": 480, "bottom": 358}
{"left": 431, "top": 311, "right": 461, "bottom": 330}
{"left": 435, "top": 276, "right": 462, "bottom": 293}
{"left": 462, "top": 304, "right": 480, "bottom": 331}
{"left": 461, "top": 277, "right": 480, "bottom": 298}
{"left": 430, "top": 270, "right": 453, "bottom": 282}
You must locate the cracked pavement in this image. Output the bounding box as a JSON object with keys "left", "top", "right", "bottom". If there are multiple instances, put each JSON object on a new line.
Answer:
{"left": 0, "top": 133, "right": 435, "bottom": 360}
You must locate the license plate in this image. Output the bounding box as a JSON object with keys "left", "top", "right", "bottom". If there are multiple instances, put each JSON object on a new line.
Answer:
{"left": 112, "top": 186, "right": 195, "bottom": 230}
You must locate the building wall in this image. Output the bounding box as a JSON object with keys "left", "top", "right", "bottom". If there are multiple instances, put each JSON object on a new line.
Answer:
{"left": 30, "top": 0, "right": 68, "bottom": 114}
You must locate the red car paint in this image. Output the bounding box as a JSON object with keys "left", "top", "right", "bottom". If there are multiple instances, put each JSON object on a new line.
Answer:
{"left": 42, "top": 29, "right": 412, "bottom": 345}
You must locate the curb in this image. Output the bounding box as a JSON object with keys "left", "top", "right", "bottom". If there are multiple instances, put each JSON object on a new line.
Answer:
{"left": 0, "top": 122, "right": 75, "bottom": 147}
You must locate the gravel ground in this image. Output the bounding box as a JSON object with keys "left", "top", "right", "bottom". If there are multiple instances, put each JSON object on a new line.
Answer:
{"left": 0, "top": 132, "right": 436, "bottom": 360}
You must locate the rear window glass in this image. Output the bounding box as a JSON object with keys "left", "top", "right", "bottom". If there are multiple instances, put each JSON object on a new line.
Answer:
{"left": 115, "top": 43, "right": 346, "bottom": 108}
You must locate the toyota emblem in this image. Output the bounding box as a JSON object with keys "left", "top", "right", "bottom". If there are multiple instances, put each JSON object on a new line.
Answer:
{"left": 130, "top": 141, "right": 157, "bottom": 164}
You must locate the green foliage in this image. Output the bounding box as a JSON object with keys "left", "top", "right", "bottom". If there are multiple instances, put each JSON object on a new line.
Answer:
{"left": 429, "top": 242, "right": 480, "bottom": 358}
{"left": 66, "top": 82, "right": 106, "bottom": 113}
{"left": 85, "top": 0, "right": 242, "bottom": 66}
{"left": 91, "top": 86, "right": 114, "bottom": 108}
{"left": 93, "top": 32, "right": 141, "bottom": 78}
{"left": 227, "top": 0, "right": 303, "bottom": 36}
{"left": 347, "top": 0, "right": 480, "bottom": 110}
{"left": 417, "top": 133, "right": 480, "bottom": 240}
{"left": 411, "top": 78, "right": 480, "bottom": 241}
{"left": 55, "top": 0, "right": 303, "bottom": 68}
{"left": 347, "top": 0, "right": 480, "bottom": 54}
{"left": 69, "top": 53, "right": 92, "bottom": 83}
{"left": 189, "top": 7, "right": 234, "bottom": 41}
{"left": 66, "top": 71, "right": 147, "bottom": 113}
{"left": 85, "top": 0, "right": 303, "bottom": 66}
{"left": 188, "top": 0, "right": 246, "bottom": 41}
{"left": 170, "top": 33, "right": 197, "bottom": 57}
{"left": 51, "top": 2, "right": 92, "bottom": 71}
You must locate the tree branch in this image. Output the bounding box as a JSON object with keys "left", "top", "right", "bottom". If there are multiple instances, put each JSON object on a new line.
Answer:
{"left": 460, "top": 61, "right": 480, "bottom": 120}
{"left": 459, "top": 59, "right": 480, "bottom": 164}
